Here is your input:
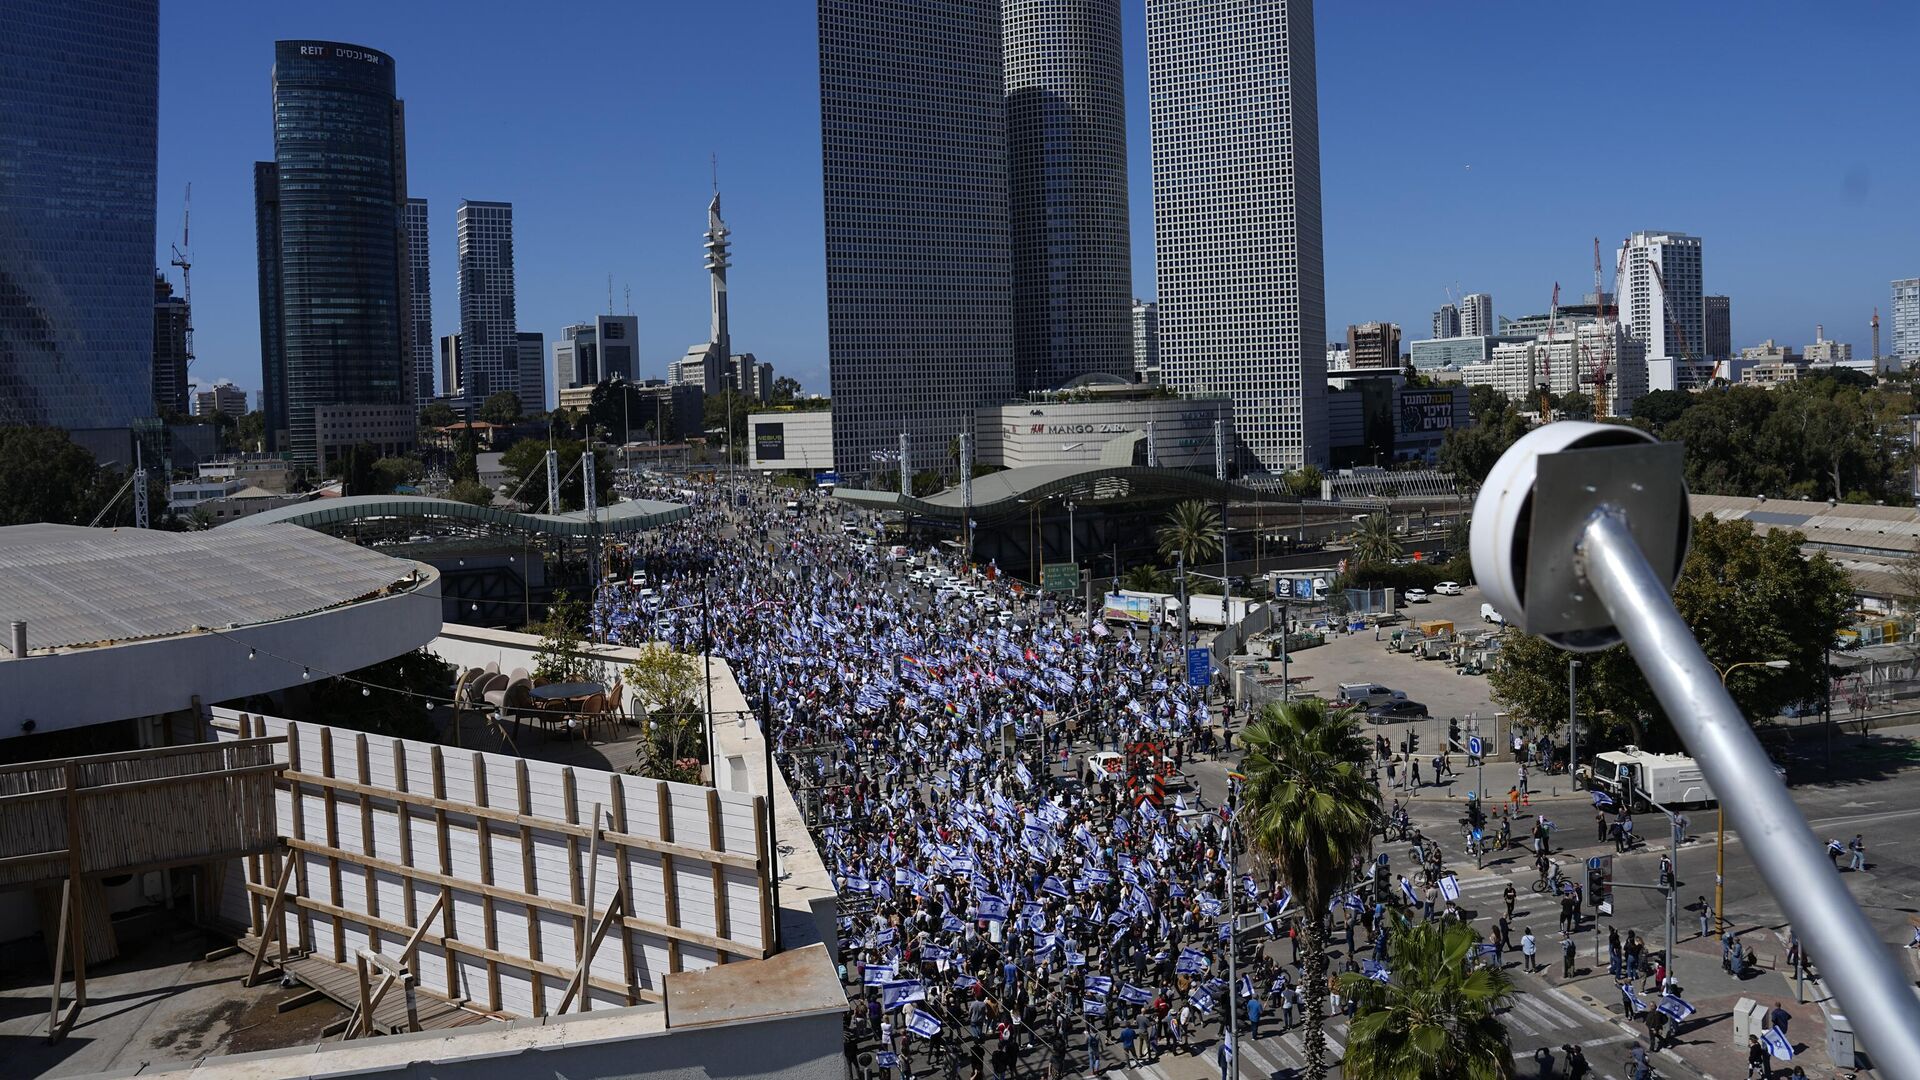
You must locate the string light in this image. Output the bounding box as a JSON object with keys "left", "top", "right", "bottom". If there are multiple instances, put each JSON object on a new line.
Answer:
{"left": 247, "top": 648, "right": 256, "bottom": 660}
{"left": 301, "top": 667, "right": 310, "bottom": 680}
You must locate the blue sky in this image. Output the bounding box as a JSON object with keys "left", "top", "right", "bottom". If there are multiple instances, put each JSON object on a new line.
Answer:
{"left": 161, "top": 1, "right": 1920, "bottom": 405}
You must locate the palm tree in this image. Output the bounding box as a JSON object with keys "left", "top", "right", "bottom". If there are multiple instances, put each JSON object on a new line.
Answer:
{"left": 1119, "top": 564, "right": 1170, "bottom": 593}
{"left": 1155, "top": 499, "right": 1222, "bottom": 567}
{"left": 1338, "top": 916, "right": 1517, "bottom": 1080}
{"left": 1350, "top": 512, "right": 1400, "bottom": 568}
{"left": 1240, "top": 699, "right": 1380, "bottom": 1080}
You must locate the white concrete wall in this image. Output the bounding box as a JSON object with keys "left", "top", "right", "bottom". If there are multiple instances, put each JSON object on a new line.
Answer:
{"left": 977, "top": 397, "right": 1230, "bottom": 469}
{"left": 2, "top": 567, "right": 443, "bottom": 738}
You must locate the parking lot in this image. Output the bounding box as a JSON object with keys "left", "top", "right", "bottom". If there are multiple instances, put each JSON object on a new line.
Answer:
{"left": 1237, "top": 582, "right": 1504, "bottom": 727}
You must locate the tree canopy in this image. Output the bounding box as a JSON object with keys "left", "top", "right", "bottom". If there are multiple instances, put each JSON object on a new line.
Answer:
{"left": 1489, "top": 514, "right": 1852, "bottom": 747}
{"left": 1155, "top": 499, "right": 1221, "bottom": 568}
{"left": 500, "top": 438, "right": 613, "bottom": 511}
{"left": 479, "top": 391, "right": 524, "bottom": 426}
{"left": 1339, "top": 916, "right": 1517, "bottom": 1080}
{"left": 0, "top": 426, "right": 109, "bottom": 525}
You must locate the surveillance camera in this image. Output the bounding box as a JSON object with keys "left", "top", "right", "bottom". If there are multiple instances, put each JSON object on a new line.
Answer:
{"left": 1470, "top": 421, "right": 1689, "bottom": 652}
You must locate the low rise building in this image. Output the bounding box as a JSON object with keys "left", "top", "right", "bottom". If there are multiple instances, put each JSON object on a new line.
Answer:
{"left": 976, "top": 380, "right": 1232, "bottom": 471}
{"left": 194, "top": 381, "right": 247, "bottom": 418}
{"left": 1460, "top": 322, "right": 1646, "bottom": 416}
{"left": 1324, "top": 373, "right": 1468, "bottom": 468}
{"left": 1408, "top": 335, "right": 1497, "bottom": 372}
{"left": 312, "top": 403, "right": 415, "bottom": 464}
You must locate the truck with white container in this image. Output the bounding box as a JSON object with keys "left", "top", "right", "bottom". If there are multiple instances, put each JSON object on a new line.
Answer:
{"left": 1186, "top": 595, "right": 1263, "bottom": 628}
{"left": 1578, "top": 747, "right": 1715, "bottom": 810}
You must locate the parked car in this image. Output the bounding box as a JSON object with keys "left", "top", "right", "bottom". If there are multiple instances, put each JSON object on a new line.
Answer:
{"left": 1480, "top": 602, "right": 1506, "bottom": 625}
{"left": 1434, "top": 581, "right": 1463, "bottom": 596}
{"left": 1404, "top": 588, "right": 1430, "bottom": 603}
{"left": 1367, "top": 699, "right": 1430, "bottom": 722}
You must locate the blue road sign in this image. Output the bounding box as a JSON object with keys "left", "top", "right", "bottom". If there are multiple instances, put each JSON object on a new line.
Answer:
{"left": 1186, "top": 647, "right": 1212, "bottom": 688}
{"left": 1467, "top": 735, "right": 1483, "bottom": 757}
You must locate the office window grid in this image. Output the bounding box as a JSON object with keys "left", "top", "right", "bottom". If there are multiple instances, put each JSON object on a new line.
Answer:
{"left": 456, "top": 201, "right": 518, "bottom": 401}
{"left": 1146, "top": 0, "right": 1326, "bottom": 471}
{"left": 406, "top": 198, "right": 434, "bottom": 401}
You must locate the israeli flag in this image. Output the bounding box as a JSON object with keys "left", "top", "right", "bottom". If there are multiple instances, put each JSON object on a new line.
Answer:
{"left": 1762, "top": 1026, "right": 1793, "bottom": 1060}
{"left": 1591, "top": 789, "right": 1614, "bottom": 808}
{"left": 1119, "top": 983, "right": 1153, "bottom": 1006}
{"left": 1083, "top": 996, "right": 1107, "bottom": 1017}
{"left": 1401, "top": 878, "right": 1420, "bottom": 905}
{"left": 1042, "top": 875, "right": 1070, "bottom": 899}
{"left": 975, "top": 895, "right": 1009, "bottom": 922}
{"left": 1438, "top": 875, "right": 1461, "bottom": 903}
{"left": 1367, "top": 966, "right": 1392, "bottom": 984}
{"left": 875, "top": 1050, "right": 899, "bottom": 1070}
{"left": 1656, "top": 994, "right": 1696, "bottom": 1022}
{"left": 1085, "top": 974, "right": 1114, "bottom": 995}
{"left": 864, "top": 963, "right": 896, "bottom": 987}
{"left": 881, "top": 979, "right": 926, "bottom": 1009}
{"left": 1066, "top": 950, "right": 1087, "bottom": 967}
{"left": 1623, "top": 985, "right": 1650, "bottom": 1013}
{"left": 942, "top": 915, "right": 966, "bottom": 934}
{"left": 955, "top": 973, "right": 978, "bottom": 990}
{"left": 1238, "top": 974, "right": 1254, "bottom": 999}
{"left": 1277, "top": 888, "right": 1293, "bottom": 917}
{"left": 844, "top": 875, "right": 872, "bottom": 894}
{"left": 1220, "top": 1033, "right": 1235, "bottom": 1063}
{"left": 1189, "top": 986, "right": 1214, "bottom": 1013}
{"left": 907, "top": 1010, "right": 944, "bottom": 1039}
{"left": 1199, "top": 896, "right": 1223, "bottom": 918}
{"left": 1177, "top": 948, "right": 1208, "bottom": 975}
{"left": 1016, "top": 761, "right": 1033, "bottom": 788}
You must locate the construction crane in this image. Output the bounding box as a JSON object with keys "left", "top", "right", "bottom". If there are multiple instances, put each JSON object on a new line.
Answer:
{"left": 168, "top": 183, "right": 194, "bottom": 372}
{"left": 1645, "top": 260, "right": 1696, "bottom": 383}
{"left": 1590, "top": 237, "right": 1615, "bottom": 417}
{"left": 1538, "top": 282, "right": 1559, "bottom": 418}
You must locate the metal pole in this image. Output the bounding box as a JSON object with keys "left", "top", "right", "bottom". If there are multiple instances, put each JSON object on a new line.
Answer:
{"left": 1223, "top": 776, "right": 1238, "bottom": 1080}
{"left": 1667, "top": 812, "right": 1680, "bottom": 990}
{"left": 762, "top": 683, "right": 781, "bottom": 952}
{"left": 1567, "top": 659, "right": 1579, "bottom": 778}
{"left": 1280, "top": 599, "right": 1290, "bottom": 704}
{"left": 701, "top": 583, "right": 715, "bottom": 779}
{"left": 1579, "top": 508, "right": 1920, "bottom": 1078}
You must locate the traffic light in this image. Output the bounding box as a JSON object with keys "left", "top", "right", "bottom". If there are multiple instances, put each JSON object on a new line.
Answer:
{"left": 1465, "top": 797, "right": 1485, "bottom": 829}
{"left": 1408, "top": 731, "right": 1420, "bottom": 755}
{"left": 1448, "top": 719, "right": 1461, "bottom": 746}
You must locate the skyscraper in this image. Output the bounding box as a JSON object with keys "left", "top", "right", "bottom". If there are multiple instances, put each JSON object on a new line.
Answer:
{"left": 1460, "top": 293, "right": 1493, "bottom": 338}
{"left": 456, "top": 201, "right": 517, "bottom": 402}
{"left": 515, "top": 332, "right": 546, "bottom": 413}
{"left": 1005, "top": 0, "right": 1133, "bottom": 391}
{"left": 1893, "top": 279, "right": 1920, "bottom": 361}
{"left": 553, "top": 323, "right": 596, "bottom": 391}
{"left": 0, "top": 0, "right": 158, "bottom": 430}
{"left": 1147, "top": 0, "right": 1326, "bottom": 471}
{"left": 679, "top": 193, "right": 734, "bottom": 396}
{"left": 1703, "top": 294, "right": 1731, "bottom": 360}
{"left": 1346, "top": 322, "right": 1401, "bottom": 369}
{"left": 153, "top": 274, "right": 191, "bottom": 416}
{"left": 1132, "top": 299, "right": 1159, "bottom": 382}
{"left": 1432, "top": 304, "right": 1461, "bottom": 339}
{"left": 1616, "top": 231, "right": 1704, "bottom": 389}
{"left": 406, "top": 198, "right": 434, "bottom": 401}
{"left": 820, "top": 0, "right": 1015, "bottom": 477}
{"left": 257, "top": 41, "right": 411, "bottom": 465}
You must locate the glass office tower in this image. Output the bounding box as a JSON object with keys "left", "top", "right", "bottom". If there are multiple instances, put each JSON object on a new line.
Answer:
{"left": 0, "top": 0, "right": 158, "bottom": 430}
{"left": 259, "top": 41, "right": 408, "bottom": 465}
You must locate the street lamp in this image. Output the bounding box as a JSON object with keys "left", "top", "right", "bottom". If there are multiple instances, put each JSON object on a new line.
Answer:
{"left": 1712, "top": 658, "right": 1790, "bottom": 933}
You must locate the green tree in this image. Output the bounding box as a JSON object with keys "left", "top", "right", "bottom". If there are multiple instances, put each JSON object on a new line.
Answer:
{"left": 327, "top": 443, "right": 386, "bottom": 495}
{"left": 1339, "top": 916, "right": 1517, "bottom": 1080}
{"left": 1348, "top": 512, "right": 1400, "bottom": 568}
{"left": 769, "top": 375, "right": 803, "bottom": 403}
{"left": 1281, "top": 464, "right": 1326, "bottom": 498}
{"left": 479, "top": 391, "right": 524, "bottom": 426}
{"left": 0, "top": 426, "right": 104, "bottom": 525}
{"left": 448, "top": 478, "right": 495, "bottom": 506}
{"left": 1155, "top": 499, "right": 1221, "bottom": 567}
{"left": 234, "top": 410, "right": 268, "bottom": 452}
{"left": 372, "top": 455, "right": 424, "bottom": 493}
{"left": 1630, "top": 389, "right": 1696, "bottom": 430}
{"left": 623, "top": 644, "right": 707, "bottom": 782}
{"left": 530, "top": 591, "right": 605, "bottom": 685}
{"left": 587, "top": 378, "right": 649, "bottom": 442}
{"left": 1119, "top": 564, "right": 1171, "bottom": 593}
{"left": 1438, "top": 404, "right": 1531, "bottom": 489}
{"left": 910, "top": 470, "right": 943, "bottom": 497}
{"left": 500, "top": 439, "right": 613, "bottom": 511}
{"left": 1240, "top": 700, "right": 1380, "bottom": 1080}
{"left": 419, "top": 402, "right": 458, "bottom": 429}
{"left": 1550, "top": 390, "right": 1593, "bottom": 421}
{"left": 1466, "top": 385, "right": 1510, "bottom": 422}
{"left": 1489, "top": 514, "right": 1852, "bottom": 747}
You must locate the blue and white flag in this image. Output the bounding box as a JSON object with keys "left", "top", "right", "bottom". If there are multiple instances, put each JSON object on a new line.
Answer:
{"left": 881, "top": 979, "right": 926, "bottom": 1009}
{"left": 1401, "top": 878, "right": 1420, "bottom": 905}
{"left": 1066, "top": 950, "right": 1087, "bottom": 967}
{"left": 875, "top": 1051, "right": 899, "bottom": 1070}
{"left": 864, "top": 964, "right": 896, "bottom": 987}
{"left": 1438, "top": 875, "right": 1461, "bottom": 903}
{"left": 1762, "top": 1026, "right": 1793, "bottom": 1060}
{"left": 1276, "top": 888, "right": 1293, "bottom": 916}
{"left": 1119, "top": 983, "right": 1153, "bottom": 1006}
{"left": 1042, "top": 875, "right": 1070, "bottom": 899}
{"left": 1085, "top": 975, "right": 1114, "bottom": 996}
{"left": 1189, "top": 986, "right": 1214, "bottom": 1013}
{"left": 942, "top": 915, "right": 966, "bottom": 934}
{"left": 1591, "top": 789, "right": 1614, "bottom": 808}
{"left": 844, "top": 875, "right": 872, "bottom": 894}
{"left": 975, "top": 895, "right": 1009, "bottom": 922}
{"left": 1623, "top": 985, "right": 1650, "bottom": 1013}
{"left": 1083, "top": 996, "right": 1107, "bottom": 1017}
{"left": 907, "top": 1010, "right": 944, "bottom": 1039}
{"left": 1015, "top": 761, "right": 1033, "bottom": 788}
{"left": 922, "top": 945, "right": 951, "bottom": 963}
{"left": 955, "top": 973, "right": 979, "bottom": 990}
{"left": 1238, "top": 974, "right": 1254, "bottom": 999}
{"left": 1198, "top": 896, "right": 1223, "bottom": 918}
{"left": 1656, "top": 994, "right": 1696, "bottom": 1022}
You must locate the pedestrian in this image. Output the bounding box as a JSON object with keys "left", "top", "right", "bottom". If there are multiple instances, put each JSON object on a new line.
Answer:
{"left": 1085, "top": 1028, "right": 1102, "bottom": 1075}
{"left": 1628, "top": 1041, "right": 1652, "bottom": 1080}
{"left": 1767, "top": 1000, "right": 1791, "bottom": 1036}
{"left": 1246, "top": 994, "right": 1262, "bottom": 1039}
{"left": 1521, "top": 928, "right": 1538, "bottom": 973}
{"left": 1746, "top": 1034, "right": 1769, "bottom": 1080}
{"left": 1118, "top": 1021, "right": 1136, "bottom": 1066}
{"left": 1645, "top": 1006, "right": 1665, "bottom": 1052}
{"left": 1517, "top": 763, "right": 1530, "bottom": 802}
{"left": 1508, "top": 785, "right": 1521, "bottom": 812}
{"left": 1596, "top": 810, "right": 1608, "bottom": 843}
{"left": 1423, "top": 882, "right": 1437, "bottom": 920}
{"left": 1564, "top": 1043, "right": 1590, "bottom": 1080}
{"left": 1533, "top": 1046, "right": 1555, "bottom": 1079}
{"left": 1503, "top": 882, "right": 1517, "bottom": 920}
{"left": 1411, "top": 758, "right": 1423, "bottom": 788}
{"left": 1849, "top": 833, "right": 1867, "bottom": 872}
{"left": 1699, "top": 896, "right": 1712, "bottom": 939}
{"left": 1562, "top": 932, "right": 1577, "bottom": 977}
{"left": 1608, "top": 926, "right": 1622, "bottom": 979}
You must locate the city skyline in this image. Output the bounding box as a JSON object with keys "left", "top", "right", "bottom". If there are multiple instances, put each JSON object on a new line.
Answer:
{"left": 154, "top": 2, "right": 1920, "bottom": 406}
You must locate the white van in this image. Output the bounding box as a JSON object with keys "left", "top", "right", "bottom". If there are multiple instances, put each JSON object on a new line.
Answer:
{"left": 1337, "top": 683, "right": 1406, "bottom": 708}
{"left": 1480, "top": 603, "right": 1507, "bottom": 625}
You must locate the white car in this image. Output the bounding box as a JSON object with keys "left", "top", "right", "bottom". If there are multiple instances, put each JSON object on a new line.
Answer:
{"left": 1434, "top": 581, "right": 1463, "bottom": 596}
{"left": 1404, "top": 588, "right": 1429, "bottom": 603}
{"left": 1481, "top": 602, "right": 1506, "bottom": 625}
